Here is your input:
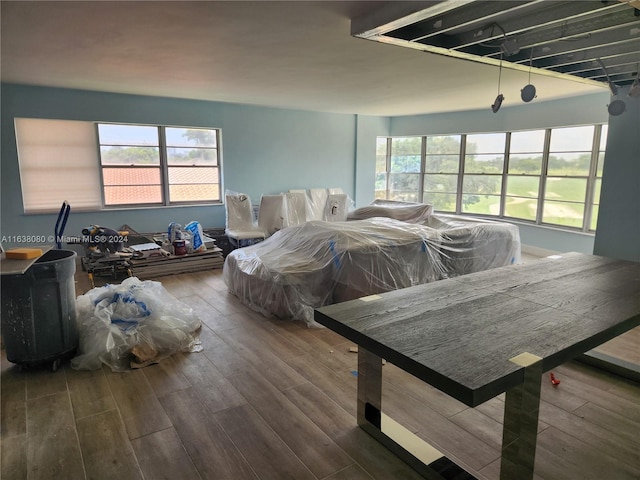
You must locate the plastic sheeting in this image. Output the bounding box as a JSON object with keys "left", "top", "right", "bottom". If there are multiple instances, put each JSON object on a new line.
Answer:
{"left": 223, "top": 215, "right": 521, "bottom": 326}
{"left": 347, "top": 200, "right": 433, "bottom": 223}
{"left": 71, "top": 277, "right": 203, "bottom": 371}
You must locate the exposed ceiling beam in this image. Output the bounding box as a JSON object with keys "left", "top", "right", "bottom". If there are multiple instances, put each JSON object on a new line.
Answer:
{"left": 532, "top": 39, "right": 640, "bottom": 68}
{"left": 424, "top": 1, "right": 627, "bottom": 50}
{"left": 386, "top": 0, "right": 538, "bottom": 42}
{"left": 351, "top": 0, "right": 474, "bottom": 37}
{"left": 482, "top": 22, "right": 640, "bottom": 63}
{"left": 351, "top": 0, "right": 639, "bottom": 88}
{"left": 556, "top": 53, "right": 640, "bottom": 74}
{"left": 455, "top": 8, "right": 640, "bottom": 56}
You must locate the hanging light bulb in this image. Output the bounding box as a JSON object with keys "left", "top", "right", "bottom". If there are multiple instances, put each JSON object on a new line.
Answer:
{"left": 521, "top": 48, "right": 537, "bottom": 103}
{"left": 492, "top": 54, "right": 505, "bottom": 113}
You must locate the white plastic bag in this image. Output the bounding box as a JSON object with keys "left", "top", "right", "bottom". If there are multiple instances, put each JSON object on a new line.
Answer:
{"left": 71, "top": 277, "right": 203, "bottom": 371}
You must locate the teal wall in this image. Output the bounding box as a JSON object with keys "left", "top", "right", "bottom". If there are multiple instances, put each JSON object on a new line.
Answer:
{"left": 2, "top": 83, "right": 635, "bottom": 259}
{"left": 355, "top": 115, "right": 390, "bottom": 208}
{"left": 390, "top": 92, "right": 610, "bottom": 134}
{"left": 1, "top": 84, "right": 361, "bottom": 244}
{"left": 593, "top": 86, "right": 640, "bottom": 262}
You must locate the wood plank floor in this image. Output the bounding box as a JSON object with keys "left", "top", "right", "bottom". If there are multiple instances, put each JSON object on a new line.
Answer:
{"left": 1, "top": 266, "right": 638, "bottom": 480}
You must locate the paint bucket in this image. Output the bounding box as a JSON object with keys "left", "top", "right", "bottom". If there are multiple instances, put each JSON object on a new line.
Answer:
{"left": 172, "top": 240, "right": 187, "bottom": 256}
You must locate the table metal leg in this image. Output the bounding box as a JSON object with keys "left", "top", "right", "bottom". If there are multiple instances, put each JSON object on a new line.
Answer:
{"left": 356, "top": 347, "right": 478, "bottom": 480}
{"left": 357, "top": 346, "right": 383, "bottom": 429}
{"left": 500, "top": 359, "right": 543, "bottom": 480}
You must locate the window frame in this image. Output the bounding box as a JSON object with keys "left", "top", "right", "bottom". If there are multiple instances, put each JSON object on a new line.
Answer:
{"left": 376, "top": 124, "right": 606, "bottom": 233}
{"left": 97, "top": 122, "right": 223, "bottom": 208}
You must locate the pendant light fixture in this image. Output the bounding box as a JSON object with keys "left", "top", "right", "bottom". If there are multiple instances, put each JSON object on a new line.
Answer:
{"left": 521, "top": 48, "right": 537, "bottom": 103}
{"left": 491, "top": 53, "right": 505, "bottom": 113}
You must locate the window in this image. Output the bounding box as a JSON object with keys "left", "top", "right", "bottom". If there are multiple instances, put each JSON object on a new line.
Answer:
{"left": 504, "top": 129, "right": 545, "bottom": 222}
{"left": 15, "top": 118, "right": 102, "bottom": 213}
{"left": 389, "top": 137, "right": 422, "bottom": 202}
{"left": 423, "top": 135, "right": 461, "bottom": 212}
{"left": 376, "top": 124, "right": 607, "bottom": 232}
{"left": 462, "top": 133, "right": 505, "bottom": 215}
{"left": 98, "top": 124, "right": 221, "bottom": 206}
{"left": 15, "top": 119, "right": 222, "bottom": 213}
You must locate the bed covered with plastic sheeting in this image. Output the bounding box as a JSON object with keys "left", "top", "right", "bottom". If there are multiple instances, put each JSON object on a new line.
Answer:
{"left": 223, "top": 215, "right": 520, "bottom": 326}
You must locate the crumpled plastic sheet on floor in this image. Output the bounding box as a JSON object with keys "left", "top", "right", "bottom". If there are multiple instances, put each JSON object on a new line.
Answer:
{"left": 71, "top": 276, "right": 203, "bottom": 372}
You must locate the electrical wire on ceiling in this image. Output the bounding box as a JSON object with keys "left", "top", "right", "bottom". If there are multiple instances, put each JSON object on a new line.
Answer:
{"left": 521, "top": 48, "right": 537, "bottom": 102}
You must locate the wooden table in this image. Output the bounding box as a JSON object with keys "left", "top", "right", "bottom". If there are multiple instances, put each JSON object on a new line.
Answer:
{"left": 314, "top": 252, "right": 640, "bottom": 480}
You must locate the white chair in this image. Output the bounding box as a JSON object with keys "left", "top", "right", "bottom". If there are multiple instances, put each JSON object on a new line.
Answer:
{"left": 308, "top": 188, "right": 328, "bottom": 221}
{"left": 258, "top": 194, "right": 285, "bottom": 236}
{"left": 328, "top": 187, "right": 344, "bottom": 195}
{"left": 225, "top": 193, "right": 266, "bottom": 248}
{"left": 323, "top": 193, "right": 348, "bottom": 222}
{"left": 283, "top": 192, "right": 307, "bottom": 227}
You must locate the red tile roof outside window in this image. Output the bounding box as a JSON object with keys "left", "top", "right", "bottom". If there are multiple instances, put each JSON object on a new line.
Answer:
{"left": 102, "top": 166, "right": 219, "bottom": 205}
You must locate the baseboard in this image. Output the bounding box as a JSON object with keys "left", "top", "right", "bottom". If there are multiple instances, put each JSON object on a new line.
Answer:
{"left": 521, "top": 244, "right": 560, "bottom": 258}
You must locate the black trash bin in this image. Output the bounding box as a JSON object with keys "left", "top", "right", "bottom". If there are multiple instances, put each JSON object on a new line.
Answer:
{"left": 1, "top": 249, "right": 78, "bottom": 370}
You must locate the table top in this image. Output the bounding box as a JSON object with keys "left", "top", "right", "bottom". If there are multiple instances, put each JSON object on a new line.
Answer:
{"left": 315, "top": 253, "right": 640, "bottom": 407}
{"left": 0, "top": 246, "right": 52, "bottom": 275}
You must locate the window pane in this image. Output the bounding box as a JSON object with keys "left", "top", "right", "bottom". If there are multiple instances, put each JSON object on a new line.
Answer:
{"left": 167, "top": 147, "right": 217, "bottom": 165}
{"left": 596, "top": 152, "right": 605, "bottom": 176}
{"left": 549, "top": 125, "right": 594, "bottom": 151}
{"left": 376, "top": 154, "right": 387, "bottom": 174}
{"left": 510, "top": 130, "right": 545, "bottom": 153}
{"left": 98, "top": 124, "right": 158, "bottom": 146}
{"left": 170, "top": 184, "right": 220, "bottom": 202}
{"left": 391, "top": 137, "right": 421, "bottom": 155}
{"left": 425, "top": 154, "right": 459, "bottom": 173}
{"left": 426, "top": 135, "right": 461, "bottom": 155}
{"left": 104, "top": 186, "right": 162, "bottom": 205}
{"left": 547, "top": 152, "right": 591, "bottom": 176}
{"left": 542, "top": 201, "right": 585, "bottom": 228}
{"left": 506, "top": 175, "right": 539, "bottom": 198}
{"left": 102, "top": 167, "right": 161, "bottom": 186}
{"left": 545, "top": 177, "right": 587, "bottom": 203}
{"left": 390, "top": 155, "right": 421, "bottom": 173}
{"left": 464, "top": 154, "right": 504, "bottom": 173}
{"left": 593, "top": 178, "right": 602, "bottom": 205}
{"left": 423, "top": 192, "right": 456, "bottom": 212}
{"left": 376, "top": 137, "right": 387, "bottom": 156}
{"left": 389, "top": 173, "right": 419, "bottom": 199}
{"left": 466, "top": 133, "right": 506, "bottom": 154}
{"left": 599, "top": 124, "right": 608, "bottom": 150}
{"left": 389, "top": 191, "right": 419, "bottom": 202}
{"left": 168, "top": 167, "right": 219, "bottom": 184}
{"left": 462, "top": 194, "right": 501, "bottom": 215}
{"left": 463, "top": 175, "right": 502, "bottom": 195}
{"left": 165, "top": 127, "right": 216, "bottom": 148}
{"left": 508, "top": 154, "right": 542, "bottom": 174}
{"left": 375, "top": 190, "right": 388, "bottom": 200}
{"left": 100, "top": 146, "right": 160, "bottom": 165}
{"left": 505, "top": 197, "right": 538, "bottom": 221}
{"left": 167, "top": 167, "right": 219, "bottom": 202}
{"left": 590, "top": 204, "right": 599, "bottom": 231}
{"left": 375, "top": 173, "right": 387, "bottom": 193}
{"left": 424, "top": 174, "right": 457, "bottom": 192}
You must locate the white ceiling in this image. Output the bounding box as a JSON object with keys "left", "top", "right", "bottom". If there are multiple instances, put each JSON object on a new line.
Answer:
{"left": 0, "top": 0, "right": 608, "bottom": 116}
